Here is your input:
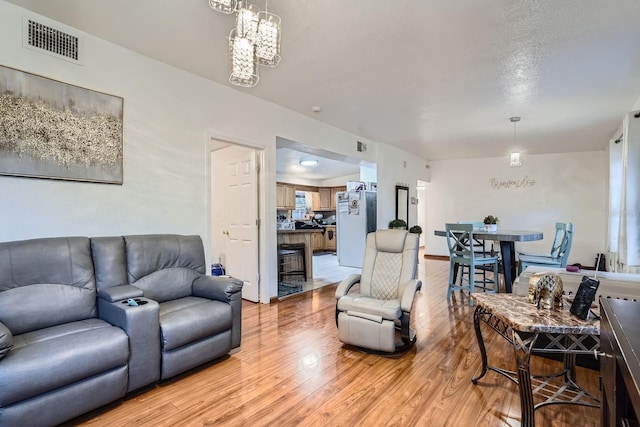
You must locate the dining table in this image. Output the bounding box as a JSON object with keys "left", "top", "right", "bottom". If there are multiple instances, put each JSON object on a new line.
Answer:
{"left": 434, "top": 228, "right": 544, "bottom": 293}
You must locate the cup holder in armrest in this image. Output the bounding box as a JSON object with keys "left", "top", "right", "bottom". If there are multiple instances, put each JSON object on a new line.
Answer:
{"left": 120, "top": 298, "right": 148, "bottom": 306}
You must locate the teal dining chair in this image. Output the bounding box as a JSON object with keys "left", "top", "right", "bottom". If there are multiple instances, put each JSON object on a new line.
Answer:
{"left": 457, "top": 221, "right": 497, "bottom": 286}
{"left": 445, "top": 223, "right": 500, "bottom": 303}
{"left": 518, "top": 222, "right": 574, "bottom": 274}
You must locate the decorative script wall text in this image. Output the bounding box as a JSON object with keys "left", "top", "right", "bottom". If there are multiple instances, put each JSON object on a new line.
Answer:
{"left": 489, "top": 176, "right": 536, "bottom": 189}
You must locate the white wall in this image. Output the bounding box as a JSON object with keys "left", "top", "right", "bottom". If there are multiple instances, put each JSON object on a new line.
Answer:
{"left": 0, "top": 2, "right": 427, "bottom": 302}
{"left": 323, "top": 174, "right": 360, "bottom": 187}
{"left": 360, "top": 165, "right": 377, "bottom": 183}
{"left": 275, "top": 174, "right": 323, "bottom": 187}
{"left": 375, "top": 143, "right": 431, "bottom": 230}
{"left": 0, "top": 7, "right": 210, "bottom": 241}
{"left": 417, "top": 182, "right": 427, "bottom": 247}
{"left": 633, "top": 94, "right": 640, "bottom": 111}
{"left": 425, "top": 151, "right": 607, "bottom": 266}
{"left": 275, "top": 172, "right": 360, "bottom": 187}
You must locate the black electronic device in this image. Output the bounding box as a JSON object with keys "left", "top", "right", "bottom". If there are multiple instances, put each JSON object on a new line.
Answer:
{"left": 570, "top": 276, "right": 600, "bottom": 320}
{"left": 570, "top": 253, "right": 602, "bottom": 320}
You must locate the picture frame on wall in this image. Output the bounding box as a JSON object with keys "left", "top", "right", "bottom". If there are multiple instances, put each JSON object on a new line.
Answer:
{"left": 0, "top": 65, "right": 124, "bottom": 184}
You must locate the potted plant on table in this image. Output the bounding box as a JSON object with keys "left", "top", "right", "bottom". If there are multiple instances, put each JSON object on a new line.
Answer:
{"left": 389, "top": 219, "right": 407, "bottom": 230}
{"left": 409, "top": 225, "right": 422, "bottom": 235}
{"left": 483, "top": 215, "right": 499, "bottom": 232}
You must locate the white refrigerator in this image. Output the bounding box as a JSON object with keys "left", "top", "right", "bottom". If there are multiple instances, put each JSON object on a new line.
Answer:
{"left": 336, "top": 190, "right": 377, "bottom": 268}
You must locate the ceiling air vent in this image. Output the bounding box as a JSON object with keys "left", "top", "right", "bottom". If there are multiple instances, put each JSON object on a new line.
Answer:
{"left": 23, "top": 16, "right": 82, "bottom": 64}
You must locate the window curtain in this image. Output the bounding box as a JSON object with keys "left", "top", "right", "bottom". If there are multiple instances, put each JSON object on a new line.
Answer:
{"left": 608, "top": 111, "right": 640, "bottom": 273}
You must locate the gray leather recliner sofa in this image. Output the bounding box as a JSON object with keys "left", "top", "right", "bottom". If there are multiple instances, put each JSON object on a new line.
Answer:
{"left": 0, "top": 234, "right": 243, "bottom": 427}
{"left": 92, "top": 234, "right": 244, "bottom": 381}
{"left": 0, "top": 237, "right": 130, "bottom": 426}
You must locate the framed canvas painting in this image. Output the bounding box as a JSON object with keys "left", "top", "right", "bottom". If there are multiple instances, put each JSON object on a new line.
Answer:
{"left": 0, "top": 65, "right": 123, "bottom": 184}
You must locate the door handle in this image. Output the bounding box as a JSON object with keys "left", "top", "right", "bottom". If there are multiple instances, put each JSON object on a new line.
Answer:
{"left": 223, "top": 230, "right": 229, "bottom": 236}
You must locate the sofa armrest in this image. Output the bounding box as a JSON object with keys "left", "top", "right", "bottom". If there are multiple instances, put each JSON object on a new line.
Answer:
{"left": 98, "top": 298, "right": 160, "bottom": 392}
{"left": 0, "top": 321, "right": 12, "bottom": 361}
{"left": 400, "top": 279, "right": 422, "bottom": 312}
{"left": 335, "top": 274, "right": 362, "bottom": 299}
{"left": 192, "top": 275, "right": 244, "bottom": 349}
{"left": 192, "top": 275, "right": 243, "bottom": 301}
{"left": 98, "top": 285, "right": 144, "bottom": 303}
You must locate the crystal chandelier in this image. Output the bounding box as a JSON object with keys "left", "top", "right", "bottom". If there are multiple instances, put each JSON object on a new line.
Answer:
{"left": 229, "top": 29, "right": 259, "bottom": 87}
{"left": 208, "top": 0, "right": 237, "bottom": 14}
{"left": 236, "top": 2, "right": 259, "bottom": 41}
{"left": 209, "top": 0, "right": 281, "bottom": 87}
{"left": 256, "top": 9, "right": 281, "bottom": 66}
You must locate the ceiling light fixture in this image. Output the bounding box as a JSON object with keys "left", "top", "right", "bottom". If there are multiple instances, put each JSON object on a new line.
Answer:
{"left": 509, "top": 116, "right": 522, "bottom": 167}
{"left": 209, "top": 0, "right": 237, "bottom": 14}
{"left": 210, "top": 0, "right": 281, "bottom": 87}
{"left": 300, "top": 159, "right": 318, "bottom": 166}
{"left": 229, "top": 28, "right": 258, "bottom": 87}
{"left": 256, "top": 5, "right": 281, "bottom": 66}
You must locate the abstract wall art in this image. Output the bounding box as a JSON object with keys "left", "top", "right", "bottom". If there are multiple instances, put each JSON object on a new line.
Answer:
{"left": 0, "top": 65, "right": 123, "bottom": 184}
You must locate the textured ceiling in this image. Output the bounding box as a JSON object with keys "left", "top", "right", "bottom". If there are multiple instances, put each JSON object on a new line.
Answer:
{"left": 7, "top": 0, "right": 640, "bottom": 161}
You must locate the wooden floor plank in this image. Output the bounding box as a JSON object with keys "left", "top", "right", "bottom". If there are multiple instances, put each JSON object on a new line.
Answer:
{"left": 65, "top": 259, "right": 600, "bottom": 426}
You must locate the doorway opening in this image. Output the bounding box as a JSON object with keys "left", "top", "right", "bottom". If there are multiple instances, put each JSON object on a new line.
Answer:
{"left": 417, "top": 180, "right": 427, "bottom": 250}
{"left": 275, "top": 137, "right": 375, "bottom": 298}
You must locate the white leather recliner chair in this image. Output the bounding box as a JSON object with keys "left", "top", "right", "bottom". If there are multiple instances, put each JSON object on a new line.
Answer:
{"left": 335, "top": 229, "right": 422, "bottom": 353}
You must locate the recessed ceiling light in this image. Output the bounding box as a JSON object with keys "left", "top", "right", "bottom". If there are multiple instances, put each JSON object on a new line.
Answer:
{"left": 300, "top": 159, "right": 318, "bottom": 166}
{"left": 311, "top": 106, "right": 322, "bottom": 113}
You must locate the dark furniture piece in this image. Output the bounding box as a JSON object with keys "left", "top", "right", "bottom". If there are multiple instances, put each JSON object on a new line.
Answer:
{"left": 600, "top": 298, "right": 640, "bottom": 427}
{"left": 0, "top": 234, "right": 243, "bottom": 426}
{"left": 92, "top": 234, "right": 244, "bottom": 381}
{"left": 471, "top": 293, "right": 600, "bottom": 427}
{"left": 277, "top": 242, "right": 307, "bottom": 282}
{"left": 0, "top": 237, "right": 131, "bottom": 426}
{"left": 435, "top": 229, "right": 543, "bottom": 292}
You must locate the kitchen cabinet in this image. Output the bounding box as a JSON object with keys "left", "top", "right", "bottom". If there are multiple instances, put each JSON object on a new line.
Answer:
{"left": 311, "top": 192, "right": 320, "bottom": 211}
{"left": 312, "top": 188, "right": 332, "bottom": 211}
{"left": 312, "top": 186, "right": 347, "bottom": 211}
{"left": 324, "top": 226, "right": 336, "bottom": 252}
{"left": 330, "top": 186, "right": 346, "bottom": 210}
{"left": 276, "top": 183, "right": 296, "bottom": 209}
{"left": 312, "top": 231, "right": 325, "bottom": 252}
{"left": 319, "top": 188, "right": 331, "bottom": 210}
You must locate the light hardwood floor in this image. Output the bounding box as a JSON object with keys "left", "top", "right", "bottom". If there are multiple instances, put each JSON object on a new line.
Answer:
{"left": 66, "top": 259, "right": 600, "bottom": 426}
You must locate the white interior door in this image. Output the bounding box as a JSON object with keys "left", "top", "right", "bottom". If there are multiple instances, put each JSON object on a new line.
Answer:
{"left": 212, "top": 143, "right": 260, "bottom": 302}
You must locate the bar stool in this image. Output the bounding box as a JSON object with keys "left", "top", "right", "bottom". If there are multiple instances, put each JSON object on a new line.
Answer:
{"left": 278, "top": 243, "right": 307, "bottom": 283}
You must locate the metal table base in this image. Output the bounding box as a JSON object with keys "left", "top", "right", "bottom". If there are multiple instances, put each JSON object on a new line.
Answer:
{"left": 472, "top": 305, "right": 600, "bottom": 427}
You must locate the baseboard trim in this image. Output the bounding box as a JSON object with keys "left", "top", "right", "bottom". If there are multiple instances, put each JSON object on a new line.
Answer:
{"left": 424, "top": 254, "right": 449, "bottom": 261}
